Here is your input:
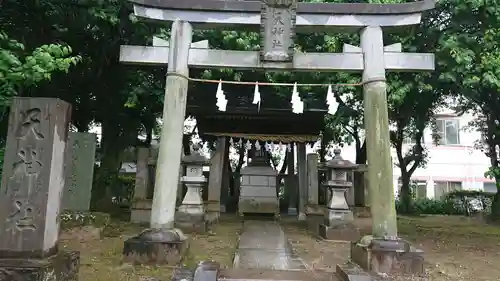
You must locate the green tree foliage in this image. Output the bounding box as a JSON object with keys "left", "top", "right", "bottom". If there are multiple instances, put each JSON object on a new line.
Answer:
{"left": 0, "top": 31, "right": 80, "bottom": 116}
{"left": 435, "top": 0, "right": 500, "bottom": 219}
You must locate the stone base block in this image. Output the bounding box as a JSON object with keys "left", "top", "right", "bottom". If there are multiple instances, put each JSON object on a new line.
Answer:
{"left": 0, "top": 251, "right": 80, "bottom": 281}
{"left": 170, "top": 261, "right": 220, "bottom": 281}
{"left": 130, "top": 199, "right": 152, "bottom": 224}
{"left": 336, "top": 263, "right": 372, "bottom": 281}
{"left": 350, "top": 237, "right": 424, "bottom": 275}
{"left": 205, "top": 211, "right": 220, "bottom": 226}
{"left": 175, "top": 211, "right": 208, "bottom": 234}
{"left": 319, "top": 223, "right": 360, "bottom": 241}
{"left": 205, "top": 201, "right": 221, "bottom": 226}
{"left": 353, "top": 206, "right": 371, "bottom": 218}
{"left": 123, "top": 228, "right": 188, "bottom": 265}
{"left": 238, "top": 198, "right": 279, "bottom": 216}
{"left": 306, "top": 213, "right": 323, "bottom": 235}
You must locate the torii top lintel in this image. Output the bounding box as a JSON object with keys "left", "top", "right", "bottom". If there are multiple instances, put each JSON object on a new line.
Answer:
{"left": 130, "top": 0, "right": 436, "bottom": 31}
{"left": 130, "top": 0, "right": 435, "bottom": 15}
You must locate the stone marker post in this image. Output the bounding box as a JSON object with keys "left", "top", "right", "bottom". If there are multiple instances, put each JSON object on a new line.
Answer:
{"left": 130, "top": 147, "right": 152, "bottom": 223}
{"left": 285, "top": 144, "right": 297, "bottom": 214}
{"left": 62, "top": 132, "right": 97, "bottom": 212}
{"left": 297, "top": 142, "right": 307, "bottom": 220}
{"left": 0, "top": 97, "right": 78, "bottom": 281}
{"left": 207, "top": 137, "right": 226, "bottom": 224}
{"left": 176, "top": 145, "right": 209, "bottom": 233}
{"left": 123, "top": 20, "right": 191, "bottom": 265}
{"left": 305, "top": 153, "right": 323, "bottom": 234}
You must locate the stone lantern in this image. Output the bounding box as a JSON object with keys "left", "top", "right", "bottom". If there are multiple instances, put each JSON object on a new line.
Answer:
{"left": 175, "top": 145, "right": 209, "bottom": 233}
{"left": 319, "top": 148, "right": 360, "bottom": 241}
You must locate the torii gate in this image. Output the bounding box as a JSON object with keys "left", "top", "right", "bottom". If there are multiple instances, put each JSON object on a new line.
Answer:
{"left": 120, "top": 0, "right": 435, "bottom": 275}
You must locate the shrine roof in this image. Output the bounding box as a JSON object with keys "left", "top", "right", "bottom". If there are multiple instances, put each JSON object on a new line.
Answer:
{"left": 186, "top": 82, "right": 329, "bottom": 113}
{"left": 130, "top": 0, "right": 435, "bottom": 15}
{"left": 191, "top": 107, "right": 326, "bottom": 142}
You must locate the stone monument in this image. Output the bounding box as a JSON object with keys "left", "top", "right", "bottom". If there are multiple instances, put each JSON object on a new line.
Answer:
{"left": 62, "top": 132, "right": 97, "bottom": 212}
{"left": 0, "top": 97, "right": 79, "bottom": 281}
{"left": 238, "top": 145, "right": 279, "bottom": 217}
{"left": 175, "top": 144, "right": 209, "bottom": 233}
{"left": 319, "top": 149, "right": 360, "bottom": 241}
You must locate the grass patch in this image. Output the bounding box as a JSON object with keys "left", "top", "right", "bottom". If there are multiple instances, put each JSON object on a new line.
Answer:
{"left": 397, "top": 215, "right": 500, "bottom": 241}
{"left": 61, "top": 215, "right": 241, "bottom": 281}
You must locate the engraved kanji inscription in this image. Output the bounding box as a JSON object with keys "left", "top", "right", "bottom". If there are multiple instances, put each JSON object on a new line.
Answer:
{"left": 260, "top": 0, "right": 297, "bottom": 62}
{"left": 2, "top": 108, "right": 45, "bottom": 195}
{"left": 7, "top": 199, "right": 36, "bottom": 231}
{"left": 5, "top": 147, "right": 43, "bottom": 195}
{"left": 18, "top": 108, "right": 44, "bottom": 140}
{"left": 12, "top": 148, "right": 43, "bottom": 177}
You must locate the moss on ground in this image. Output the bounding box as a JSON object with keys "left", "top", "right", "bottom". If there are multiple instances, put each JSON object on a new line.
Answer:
{"left": 60, "top": 215, "right": 241, "bottom": 281}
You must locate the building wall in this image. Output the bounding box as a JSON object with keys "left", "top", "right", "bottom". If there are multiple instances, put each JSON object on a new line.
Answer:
{"left": 339, "top": 110, "right": 497, "bottom": 199}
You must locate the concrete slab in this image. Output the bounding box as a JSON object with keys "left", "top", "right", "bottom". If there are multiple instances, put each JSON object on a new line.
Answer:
{"left": 233, "top": 221, "right": 306, "bottom": 271}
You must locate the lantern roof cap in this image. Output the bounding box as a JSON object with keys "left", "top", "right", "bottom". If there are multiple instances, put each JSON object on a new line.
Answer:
{"left": 325, "top": 148, "right": 357, "bottom": 169}
{"left": 182, "top": 144, "right": 209, "bottom": 164}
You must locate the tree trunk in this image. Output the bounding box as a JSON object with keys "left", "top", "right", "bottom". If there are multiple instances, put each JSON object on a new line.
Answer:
{"left": 145, "top": 126, "right": 152, "bottom": 146}
{"left": 235, "top": 145, "right": 245, "bottom": 173}
{"left": 182, "top": 134, "right": 191, "bottom": 155}
{"left": 319, "top": 135, "right": 328, "bottom": 162}
{"left": 399, "top": 172, "right": 413, "bottom": 214}
{"left": 279, "top": 152, "right": 288, "bottom": 174}
{"left": 486, "top": 116, "right": 500, "bottom": 221}
{"left": 91, "top": 120, "right": 126, "bottom": 211}
{"left": 490, "top": 184, "right": 500, "bottom": 220}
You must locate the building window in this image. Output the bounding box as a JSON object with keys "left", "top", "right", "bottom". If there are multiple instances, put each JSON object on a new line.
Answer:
{"left": 413, "top": 181, "right": 427, "bottom": 199}
{"left": 397, "top": 179, "right": 427, "bottom": 199}
{"left": 434, "top": 181, "right": 462, "bottom": 199}
{"left": 435, "top": 119, "right": 460, "bottom": 145}
{"left": 403, "top": 135, "right": 424, "bottom": 145}
{"left": 483, "top": 182, "right": 498, "bottom": 194}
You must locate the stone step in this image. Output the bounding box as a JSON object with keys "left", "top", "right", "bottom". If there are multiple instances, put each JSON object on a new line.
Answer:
{"left": 220, "top": 269, "right": 340, "bottom": 281}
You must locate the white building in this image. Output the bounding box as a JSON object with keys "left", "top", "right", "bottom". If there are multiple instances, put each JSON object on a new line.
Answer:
{"left": 341, "top": 109, "right": 497, "bottom": 199}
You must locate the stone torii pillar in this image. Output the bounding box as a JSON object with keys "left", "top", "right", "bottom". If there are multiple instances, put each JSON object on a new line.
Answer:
{"left": 347, "top": 27, "right": 426, "bottom": 275}
{"left": 123, "top": 20, "right": 193, "bottom": 265}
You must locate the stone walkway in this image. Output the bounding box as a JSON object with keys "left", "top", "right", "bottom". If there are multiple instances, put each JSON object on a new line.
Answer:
{"left": 233, "top": 220, "right": 306, "bottom": 271}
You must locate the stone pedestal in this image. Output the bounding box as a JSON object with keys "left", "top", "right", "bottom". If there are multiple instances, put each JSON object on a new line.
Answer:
{"left": 350, "top": 236, "right": 424, "bottom": 275}
{"left": 130, "top": 199, "right": 152, "bottom": 224}
{"left": 0, "top": 251, "right": 79, "bottom": 281}
{"left": 205, "top": 201, "right": 220, "bottom": 226}
{"left": 175, "top": 150, "right": 209, "bottom": 234}
{"left": 335, "top": 263, "right": 372, "bottom": 281}
{"left": 176, "top": 206, "right": 207, "bottom": 234}
{"left": 318, "top": 188, "right": 359, "bottom": 241}
{"left": 319, "top": 149, "right": 359, "bottom": 241}
{"left": 319, "top": 209, "right": 359, "bottom": 241}
{"left": 238, "top": 153, "right": 278, "bottom": 217}
{"left": 123, "top": 228, "right": 188, "bottom": 265}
